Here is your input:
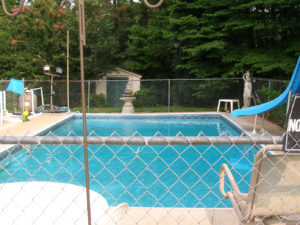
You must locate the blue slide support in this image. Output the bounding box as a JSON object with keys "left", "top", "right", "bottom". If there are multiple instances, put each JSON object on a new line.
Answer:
{"left": 231, "top": 56, "right": 300, "bottom": 118}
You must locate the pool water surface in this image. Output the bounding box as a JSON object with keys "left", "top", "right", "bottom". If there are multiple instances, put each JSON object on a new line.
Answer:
{"left": 0, "top": 114, "right": 256, "bottom": 208}
{"left": 54, "top": 114, "right": 242, "bottom": 136}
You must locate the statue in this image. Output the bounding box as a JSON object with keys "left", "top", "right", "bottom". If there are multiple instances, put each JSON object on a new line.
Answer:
{"left": 243, "top": 71, "right": 252, "bottom": 108}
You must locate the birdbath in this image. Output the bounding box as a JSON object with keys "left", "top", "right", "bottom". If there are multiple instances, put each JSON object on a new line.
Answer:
{"left": 120, "top": 87, "right": 136, "bottom": 114}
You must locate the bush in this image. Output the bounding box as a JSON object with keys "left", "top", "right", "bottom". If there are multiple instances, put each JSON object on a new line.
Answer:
{"left": 255, "top": 85, "right": 286, "bottom": 127}
{"left": 193, "top": 80, "right": 243, "bottom": 108}
{"left": 133, "top": 88, "right": 156, "bottom": 108}
{"left": 89, "top": 94, "right": 106, "bottom": 107}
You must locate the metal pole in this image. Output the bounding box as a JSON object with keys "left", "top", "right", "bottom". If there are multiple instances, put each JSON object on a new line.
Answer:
{"left": 175, "top": 47, "right": 178, "bottom": 79}
{"left": 0, "top": 91, "right": 3, "bottom": 125}
{"left": 3, "top": 91, "right": 6, "bottom": 113}
{"left": 87, "top": 80, "right": 90, "bottom": 113}
{"left": 78, "top": 0, "right": 91, "bottom": 224}
{"left": 50, "top": 75, "right": 53, "bottom": 112}
{"left": 45, "top": 73, "right": 60, "bottom": 112}
{"left": 261, "top": 113, "right": 265, "bottom": 133}
{"left": 22, "top": 78, "right": 24, "bottom": 113}
{"left": 168, "top": 79, "right": 170, "bottom": 112}
{"left": 268, "top": 80, "right": 271, "bottom": 102}
{"left": 67, "top": 30, "right": 70, "bottom": 109}
{"left": 41, "top": 87, "right": 44, "bottom": 106}
{"left": 252, "top": 114, "right": 258, "bottom": 134}
{"left": 0, "top": 135, "right": 283, "bottom": 145}
{"left": 286, "top": 89, "right": 292, "bottom": 116}
{"left": 31, "top": 90, "right": 34, "bottom": 114}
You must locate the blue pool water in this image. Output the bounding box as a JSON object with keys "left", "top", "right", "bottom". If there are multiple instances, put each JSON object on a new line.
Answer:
{"left": 0, "top": 114, "right": 256, "bottom": 208}
{"left": 53, "top": 114, "right": 241, "bottom": 136}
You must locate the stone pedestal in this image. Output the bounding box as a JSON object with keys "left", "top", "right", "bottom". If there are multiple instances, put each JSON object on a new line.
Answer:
{"left": 120, "top": 97, "right": 136, "bottom": 114}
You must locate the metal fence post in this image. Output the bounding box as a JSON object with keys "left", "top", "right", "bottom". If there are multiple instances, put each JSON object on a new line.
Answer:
{"left": 87, "top": 80, "right": 90, "bottom": 113}
{"left": 268, "top": 80, "right": 271, "bottom": 102}
{"left": 168, "top": 79, "right": 170, "bottom": 112}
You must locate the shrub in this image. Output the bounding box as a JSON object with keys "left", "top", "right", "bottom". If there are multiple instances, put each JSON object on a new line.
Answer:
{"left": 193, "top": 80, "right": 243, "bottom": 108}
{"left": 254, "top": 85, "right": 286, "bottom": 127}
{"left": 89, "top": 93, "right": 106, "bottom": 107}
{"left": 133, "top": 88, "right": 156, "bottom": 108}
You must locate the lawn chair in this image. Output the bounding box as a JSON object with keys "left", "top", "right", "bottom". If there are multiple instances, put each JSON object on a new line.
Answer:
{"left": 219, "top": 145, "right": 300, "bottom": 224}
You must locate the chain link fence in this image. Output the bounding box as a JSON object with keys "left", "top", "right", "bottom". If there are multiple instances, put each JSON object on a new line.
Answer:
{"left": 251, "top": 78, "right": 289, "bottom": 127}
{"left": 0, "top": 78, "right": 288, "bottom": 114}
{"left": 0, "top": 131, "right": 299, "bottom": 224}
{"left": 0, "top": 78, "right": 297, "bottom": 224}
{"left": 252, "top": 78, "right": 289, "bottom": 105}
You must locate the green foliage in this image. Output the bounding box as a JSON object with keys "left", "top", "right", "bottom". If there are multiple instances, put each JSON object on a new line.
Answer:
{"left": 254, "top": 84, "right": 287, "bottom": 127}
{"left": 125, "top": 7, "right": 174, "bottom": 78}
{"left": 170, "top": 81, "right": 201, "bottom": 107}
{"left": 193, "top": 79, "right": 243, "bottom": 107}
{"left": 166, "top": 0, "right": 300, "bottom": 78}
{"left": 0, "top": 0, "right": 299, "bottom": 82}
{"left": 71, "top": 107, "right": 122, "bottom": 113}
{"left": 0, "top": 0, "right": 72, "bottom": 79}
{"left": 133, "top": 88, "right": 156, "bottom": 107}
{"left": 89, "top": 93, "right": 106, "bottom": 107}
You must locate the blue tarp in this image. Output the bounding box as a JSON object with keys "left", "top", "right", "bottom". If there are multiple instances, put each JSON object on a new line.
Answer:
{"left": 231, "top": 56, "right": 300, "bottom": 117}
{"left": 6, "top": 78, "right": 24, "bottom": 95}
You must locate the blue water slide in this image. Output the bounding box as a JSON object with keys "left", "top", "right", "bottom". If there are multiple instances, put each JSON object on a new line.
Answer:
{"left": 231, "top": 56, "right": 300, "bottom": 118}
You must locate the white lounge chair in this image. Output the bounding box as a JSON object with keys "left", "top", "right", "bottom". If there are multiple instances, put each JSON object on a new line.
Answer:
{"left": 219, "top": 145, "right": 300, "bottom": 224}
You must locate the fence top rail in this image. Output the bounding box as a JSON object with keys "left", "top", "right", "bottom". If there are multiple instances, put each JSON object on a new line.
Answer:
{"left": 1, "top": 78, "right": 244, "bottom": 83}
{"left": 0, "top": 78, "right": 289, "bottom": 83}
{"left": 0, "top": 135, "right": 282, "bottom": 145}
{"left": 253, "top": 77, "right": 287, "bottom": 83}
{"left": 139, "top": 78, "right": 243, "bottom": 82}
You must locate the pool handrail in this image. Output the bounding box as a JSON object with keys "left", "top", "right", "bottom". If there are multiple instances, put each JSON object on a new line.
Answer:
{"left": 231, "top": 56, "right": 300, "bottom": 118}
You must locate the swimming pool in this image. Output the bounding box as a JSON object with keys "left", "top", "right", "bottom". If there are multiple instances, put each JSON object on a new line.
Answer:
{"left": 0, "top": 113, "right": 256, "bottom": 208}
{"left": 51, "top": 113, "right": 243, "bottom": 136}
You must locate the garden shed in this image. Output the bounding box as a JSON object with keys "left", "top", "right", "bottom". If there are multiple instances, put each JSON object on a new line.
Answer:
{"left": 95, "top": 68, "right": 142, "bottom": 106}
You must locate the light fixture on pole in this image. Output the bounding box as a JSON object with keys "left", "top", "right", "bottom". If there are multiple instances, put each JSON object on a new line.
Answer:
{"left": 43, "top": 64, "right": 50, "bottom": 72}
{"left": 43, "top": 65, "right": 62, "bottom": 112}
{"left": 56, "top": 67, "right": 62, "bottom": 75}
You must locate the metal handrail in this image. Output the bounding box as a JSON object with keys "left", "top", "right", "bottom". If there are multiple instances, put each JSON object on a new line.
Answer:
{"left": 219, "top": 163, "right": 242, "bottom": 199}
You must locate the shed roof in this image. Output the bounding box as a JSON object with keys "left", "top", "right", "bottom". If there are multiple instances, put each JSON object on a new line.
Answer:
{"left": 105, "top": 68, "right": 142, "bottom": 78}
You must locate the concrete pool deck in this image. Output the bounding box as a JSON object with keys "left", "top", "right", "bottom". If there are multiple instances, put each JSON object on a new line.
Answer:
{"left": 226, "top": 112, "right": 284, "bottom": 136}
{"left": 116, "top": 207, "right": 238, "bottom": 225}
{"left": 0, "top": 112, "right": 284, "bottom": 225}
{"left": 0, "top": 113, "right": 73, "bottom": 153}
{"left": 0, "top": 111, "right": 284, "bottom": 137}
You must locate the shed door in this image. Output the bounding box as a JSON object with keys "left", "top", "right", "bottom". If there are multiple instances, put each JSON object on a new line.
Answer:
{"left": 106, "top": 78, "right": 128, "bottom": 107}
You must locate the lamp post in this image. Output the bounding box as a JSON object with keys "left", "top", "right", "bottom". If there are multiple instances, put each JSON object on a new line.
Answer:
{"left": 43, "top": 65, "right": 62, "bottom": 112}
{"left": 174, "top": 41, "right": 179, "bottom": 79}
{"left": 174, "top": 41, "right": 180, "bottom": 102}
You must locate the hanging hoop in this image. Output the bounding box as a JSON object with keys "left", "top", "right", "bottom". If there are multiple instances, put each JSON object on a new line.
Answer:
{"left": 1, "top": 0, "right": 26, "bottom": 17}
{"left": 143, "top": 0, "right": 163, "bottom": 9}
